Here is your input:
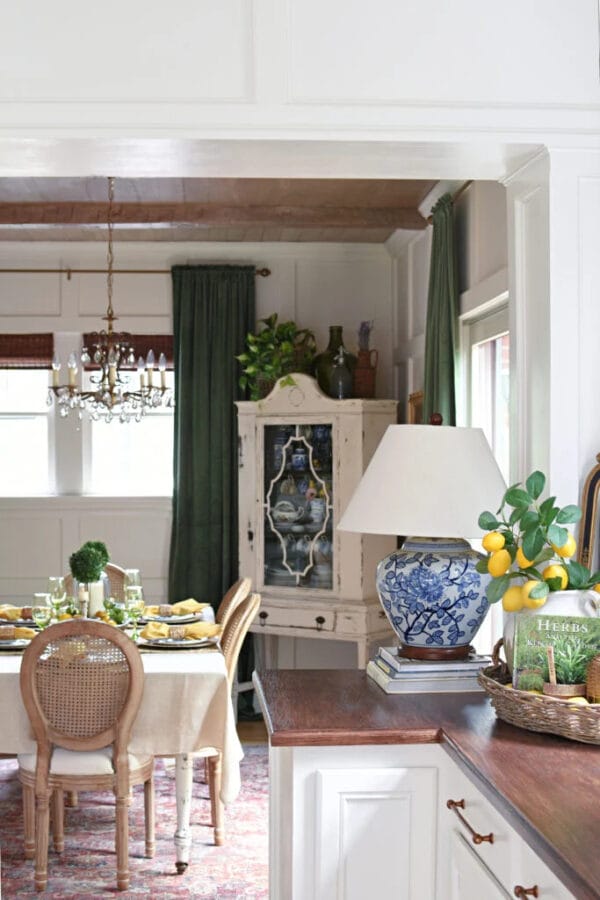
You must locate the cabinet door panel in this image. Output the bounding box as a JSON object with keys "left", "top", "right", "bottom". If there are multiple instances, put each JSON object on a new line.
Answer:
{"left": 315, "top": 765, "right": 437, "bottom": 900}
{"left": 449, "top": 832, "right": 511, "bottom": 899}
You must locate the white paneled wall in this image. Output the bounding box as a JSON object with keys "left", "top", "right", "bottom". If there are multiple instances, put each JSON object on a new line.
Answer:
{"left": 0, "top": 498, "right": 171, "bottom": 606}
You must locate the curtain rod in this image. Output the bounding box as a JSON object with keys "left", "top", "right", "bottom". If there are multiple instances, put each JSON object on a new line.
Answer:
{"left": 0, "top": 266, "right": 271, "bottom": 279}
{"left": 426, "top": 180, "right": 473, "bottom": 223}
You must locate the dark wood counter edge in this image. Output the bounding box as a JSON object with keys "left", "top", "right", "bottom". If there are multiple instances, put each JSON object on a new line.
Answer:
{"left": 253, "top": 672, "right": 597, "bottom": 900}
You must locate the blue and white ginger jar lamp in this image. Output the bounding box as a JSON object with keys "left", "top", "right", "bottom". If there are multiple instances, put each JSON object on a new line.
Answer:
{"left": 338, "top": 424, "right": 507, "bottom": 660}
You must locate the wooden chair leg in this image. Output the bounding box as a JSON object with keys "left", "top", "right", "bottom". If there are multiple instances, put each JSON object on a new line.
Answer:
{"left": 115, "top": 792, "right": 130, "bottom": 891}
{"left": 34, "top": 789, "right": 52, "bottom": 892}
{"left": 65, "top": 790, "right": 78, "bottom": 808}
{"left": 144, "top": 774, "right": 155, "bottom": 858}
{"left": 208, "top": 754, "right": 224, "bottom": 846}
{"left": 22, "top": 783, "right": 35, "bottom": 860}
{"left": 52, "top": 788, "right": 65, "bottom": 853}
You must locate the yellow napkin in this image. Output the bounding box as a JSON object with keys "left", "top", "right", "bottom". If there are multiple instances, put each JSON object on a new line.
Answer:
{"left": 171, "top": 599, "right": 209, "bottom": 616}
{"left": 0, "top": 606, "right": 24, "bottom": 621}
{"left": 140, "top": 621, "right": 221, "bottom": 641}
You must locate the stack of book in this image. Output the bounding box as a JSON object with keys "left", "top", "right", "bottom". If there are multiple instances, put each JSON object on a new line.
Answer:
{"left": 367, "top": 645, "right": 491, "bottom": 694}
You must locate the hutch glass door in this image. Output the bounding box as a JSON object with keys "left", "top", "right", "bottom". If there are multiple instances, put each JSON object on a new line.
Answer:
{"left": 263, "top": 423, "right": 333, "bottom": 590}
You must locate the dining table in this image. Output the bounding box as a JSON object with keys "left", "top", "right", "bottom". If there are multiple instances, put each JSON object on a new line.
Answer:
{"left": 0, "top": 637, "right": 243, "bottom": 873}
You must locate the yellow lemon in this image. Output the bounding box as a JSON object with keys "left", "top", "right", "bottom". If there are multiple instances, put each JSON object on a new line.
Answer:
{"left": 594, "top": 583, "right": 600, "bottom": 594}
{"left": 482, "top": 531, "right": 505, "bottom": 552}
{"left": 567, "top": 697, "right": 589, "bottom": 706}
{"left": 502, "top": 586, "right": 525, "bottom": 612}
{"left": 522, "top": 580, "right": 547, "bottom": 609}
{"left": 516, "top": 546, "right": 534, "bottom": 569}
{"left": 552, "top": 532, "right": 576, "bottom": 558}
{"left": 57, "top": 612, "right": 73, "bottom": 620}
{"left": 488, "top": 548, "right": 511, "bottom": 577}
{"left": 542, "top": 564, "right": 568, "bottom": 590}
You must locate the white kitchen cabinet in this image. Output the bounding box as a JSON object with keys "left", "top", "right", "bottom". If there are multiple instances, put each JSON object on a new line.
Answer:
{"left": 267, "top": 740, "right": 575, "bottom": 900}
{"left": 236, "top": 374, "right": 397, "bottom": 667}
{"left": 438, "top": 754, "right": 574, "bottom": 899}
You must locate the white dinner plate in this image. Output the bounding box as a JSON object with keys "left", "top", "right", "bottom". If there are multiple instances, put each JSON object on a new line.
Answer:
{"left": 142, "top": 612, "right": 210, "bottom": 625}
{"left": 0, "top": 639, "right": 31, "bottom": 651}
{"left": 0, "top": 619, "right": 35, "bottom": 628}
{"left": 137, "top": 636, "right": 220, "bottom": 650}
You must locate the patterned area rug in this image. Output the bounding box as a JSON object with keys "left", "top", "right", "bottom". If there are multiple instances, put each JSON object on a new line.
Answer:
{"left": 0, "top": 745, "right": 268, "bottom": 899}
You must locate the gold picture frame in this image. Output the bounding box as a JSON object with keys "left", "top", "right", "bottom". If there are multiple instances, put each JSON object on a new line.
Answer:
{"left": 408, "top": 390, "right": 423, "bottom": 425}
{"left": 578, "top": 453, "right": 600, "bottom": 571}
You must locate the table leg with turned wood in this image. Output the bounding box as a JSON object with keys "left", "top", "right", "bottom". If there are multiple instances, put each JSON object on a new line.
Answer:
{"left": 174, "top": 753, "right": 194, "bottom": 873}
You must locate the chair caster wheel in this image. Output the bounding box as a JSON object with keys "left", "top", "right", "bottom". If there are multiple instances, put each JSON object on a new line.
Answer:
{"left": 176, "top": 861, "right": 188, "bottom": 875}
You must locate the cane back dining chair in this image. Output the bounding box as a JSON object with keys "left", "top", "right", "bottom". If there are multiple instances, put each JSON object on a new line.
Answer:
{"left": 215, "top": 577, "right": 252, "bottom": 630}
{"left": 64, "top": 562, "right": 128, "bottom": 603}
{"left": 205, "top": 591, "right": 261, "bottom": 846}
{"left": 18, "top": 619, "right": 154, "bottom": 892}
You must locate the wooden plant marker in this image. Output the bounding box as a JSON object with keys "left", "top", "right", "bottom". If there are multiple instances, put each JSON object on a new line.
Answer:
{"left": 546, "top": 646, "right": 557, "bottom": 685}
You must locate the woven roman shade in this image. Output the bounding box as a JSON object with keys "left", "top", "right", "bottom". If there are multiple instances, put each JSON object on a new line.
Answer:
{"left": 82, "top": 333, "right": 174, "bottom": 369}
{"left": 0, "top": 333, "right": 54, "bottom": 368}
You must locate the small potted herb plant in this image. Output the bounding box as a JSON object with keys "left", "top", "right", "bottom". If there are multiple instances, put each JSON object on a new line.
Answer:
{"left": 237, "top": 314, "right": 317, "bottom": 400}
{"left": 69, "top": 541, "right": 110, "bottom": 616}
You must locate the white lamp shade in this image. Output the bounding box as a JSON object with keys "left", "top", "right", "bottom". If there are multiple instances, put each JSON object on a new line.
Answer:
{"left": 337, "top": 424, "right": 506, "bottom": 539}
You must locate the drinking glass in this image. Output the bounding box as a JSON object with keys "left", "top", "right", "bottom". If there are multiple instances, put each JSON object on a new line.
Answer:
{"left": 48, "top": 576, "right": 66, "bottom": 602}
{"left": 124, "top": 569, "right": 142, "bottom": 588}
{"left": 125, "top": 585, "right": 145, "bottom": 640}
{"left": 32, "top": 604, "right": 52, "bottom": 629}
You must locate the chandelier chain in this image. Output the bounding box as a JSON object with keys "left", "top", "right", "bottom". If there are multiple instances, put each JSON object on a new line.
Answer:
{"left": 106, "top": 176, "right": 115, "bottom": 325}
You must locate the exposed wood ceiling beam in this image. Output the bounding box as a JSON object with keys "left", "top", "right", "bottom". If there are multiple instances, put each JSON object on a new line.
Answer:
{"left": 0, "top": 202, "right": 428, "bottom": 231}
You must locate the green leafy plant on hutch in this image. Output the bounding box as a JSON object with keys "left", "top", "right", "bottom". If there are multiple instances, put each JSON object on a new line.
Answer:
{"left": 237, "top": 314, "right": 317, "bottom": 400}
{"left": 477, "top": 469, "right": 600, "bottom": 611}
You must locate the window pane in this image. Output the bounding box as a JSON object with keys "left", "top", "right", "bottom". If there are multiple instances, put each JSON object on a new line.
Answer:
{"left": 470, "top": 331, "right": 510, "bottom": 482}
{"left": 88, "top": 415, "right": 173, "bottom": 495}
{"left": 0, "top": 369, "right": 49, "bottom": 413}
{"left": 0, "top": 371, "right": 50, "bottom": 494}
{"left": 0, "top": 416, "right": 49, "bottom": 494}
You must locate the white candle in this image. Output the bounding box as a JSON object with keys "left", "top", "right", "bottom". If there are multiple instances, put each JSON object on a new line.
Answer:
{"left": 137, "top": 357, "right": 146, "bottom": 390}
{"left": 159, "top": 352, "right": 167, "bottom": 389}
{"left": 67, "top": 352, "right": 78, "bottom": 388}
{"left": 52, "top": 353, "right": 61, "bottom": 387}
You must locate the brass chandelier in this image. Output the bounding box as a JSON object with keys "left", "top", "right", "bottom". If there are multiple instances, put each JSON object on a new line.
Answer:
{"left": 49, "top": 177, "right": 173, "bottom": 423}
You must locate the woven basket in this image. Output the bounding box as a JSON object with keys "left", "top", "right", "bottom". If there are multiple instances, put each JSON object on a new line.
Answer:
{"left": 478, "top": 639, "right": 600, "bottom": 745}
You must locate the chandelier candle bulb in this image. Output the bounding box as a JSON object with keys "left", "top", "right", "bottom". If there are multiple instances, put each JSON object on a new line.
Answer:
{"left": 67, "top": 353, "right": 78, "bottom": 387}
{"left": 159, "top": 352, "right": 167, "bottom": 389}
{"left": 51, "top": 354, "right": 60, "bottom": 387}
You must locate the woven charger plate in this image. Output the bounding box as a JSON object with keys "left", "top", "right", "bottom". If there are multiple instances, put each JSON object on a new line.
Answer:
{"left": 478, "top": 639, "right": 600, "bottom": 745}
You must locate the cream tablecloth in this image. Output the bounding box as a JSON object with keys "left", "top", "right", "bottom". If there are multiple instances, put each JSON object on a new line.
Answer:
{"left": 0, "top": 647, "right": 242, "bottom": 803}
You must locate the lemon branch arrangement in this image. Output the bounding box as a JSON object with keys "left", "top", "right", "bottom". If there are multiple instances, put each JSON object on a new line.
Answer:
{"left": 477, "top": 469, "right": 600, "bottom": 612}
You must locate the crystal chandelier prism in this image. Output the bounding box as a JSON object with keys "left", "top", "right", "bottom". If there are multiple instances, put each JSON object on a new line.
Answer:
{"left": 49, "top": 177, "right": 174, "bottom": 423}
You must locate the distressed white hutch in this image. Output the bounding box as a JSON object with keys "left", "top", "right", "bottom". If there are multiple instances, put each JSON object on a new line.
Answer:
{"left": 236, "top": 374, "right": 397, "bottom": 667}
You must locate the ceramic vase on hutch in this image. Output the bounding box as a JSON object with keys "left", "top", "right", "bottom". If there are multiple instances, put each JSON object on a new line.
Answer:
{"left": 353, "top": 349, "right": 378, "bottom": 399}
{"left": 314, "top": 326, "right": 357, "bottom": 398}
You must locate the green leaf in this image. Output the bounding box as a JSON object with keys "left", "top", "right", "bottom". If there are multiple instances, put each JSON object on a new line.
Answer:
{"left": 545, "top": 576, "right": 564, "bottom": 592}
{"left": 509, "top": 505, "right": 528, "bottom": 526}
{"left": 539, "top": 496, "right": 558, "bottom": 527}
{"left": 526, "top": 470, "right": 545, "bottom": 500}
{"left": 564, "top": 560, "right": 590, "bottom": 589}
{"left": 523, "top": 527, "right": 545, "bottom": 561}
{"left": 556, "top": 505, "right": 582, "bottom": 525}
{"left": 478, "top": 511, "right": 499, "bottom": 530}
{"left": 548, "top": 524, "right": 568, "bottom": 548}
{"left": 519, "top": 510, "right": 540, "bottom": 531}
{"left": 475, "top": 558, "right": 489, "bottom": 574}
{"left": 529, "top": 581, "right": 549, "bottom": 600}
{"left": 486, "top": 575, "right": 509, "bottom": 604}
{"left": 505, "top": 487, "right": 532, "bottom": 508}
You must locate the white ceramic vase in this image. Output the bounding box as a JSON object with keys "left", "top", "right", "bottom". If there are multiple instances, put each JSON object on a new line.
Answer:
{"left": 503, "top": 589, "right": 599, "bottom": 671}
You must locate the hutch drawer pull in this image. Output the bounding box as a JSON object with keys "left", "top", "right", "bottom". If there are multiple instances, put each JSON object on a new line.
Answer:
{"left": 247, "top": 529, "right": 254, "bottom": 543}
{"left": 315, "top": 615, "right": 326, "bottom": 631}
{"left": 258, "top": 611, "right": 269, "bottom": 626}
{"left": 446, "top": 798, "right": 494, "bottom": 844}
{"left": 514, "top": 887, "right": 539, "bottom": 898}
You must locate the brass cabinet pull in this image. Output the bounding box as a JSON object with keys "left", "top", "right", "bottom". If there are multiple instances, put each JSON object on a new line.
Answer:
{"left": 258, "top": 611, "right": 268, "bottom": 627}
{"left": 446, "top": 798, "right": 494, "bottom": 845}
{"left": 315, "top": 615, "right": 325, "bottom": 631}
{"left": 514, "top": 887, "right": 539, "bottom": 898}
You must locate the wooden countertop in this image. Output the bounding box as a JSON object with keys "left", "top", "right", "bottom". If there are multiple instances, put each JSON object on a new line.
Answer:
{"left": 254, "top": 669, "right": 600, "bottom": 900}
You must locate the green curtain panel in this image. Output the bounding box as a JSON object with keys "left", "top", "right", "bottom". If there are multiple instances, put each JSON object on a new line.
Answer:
{"left": 422, "top": 193, "right": 459, "bottom": 426}
{"left": 169, "top": 265, "right": 255, "bottom": 610}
